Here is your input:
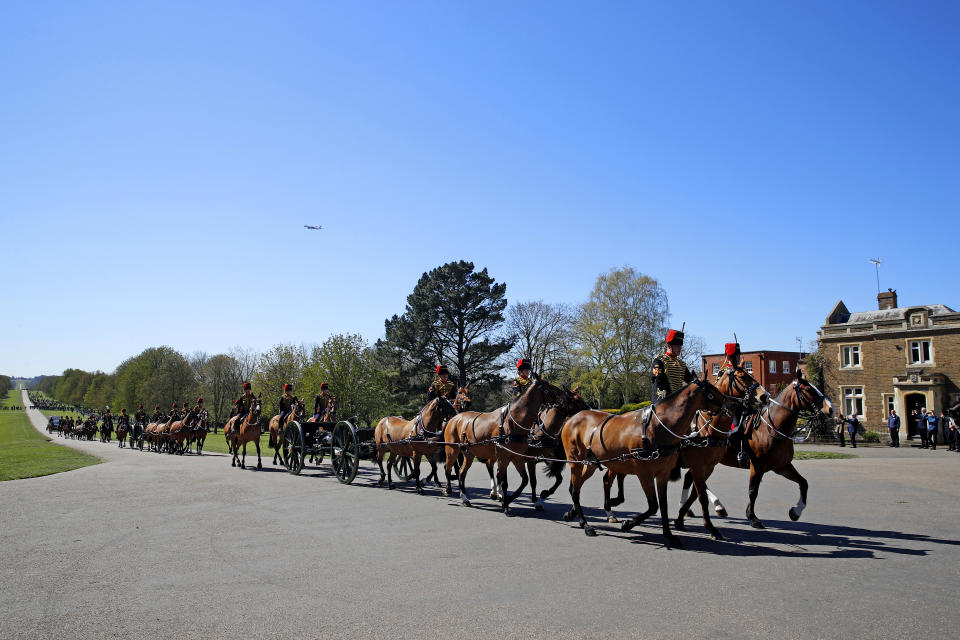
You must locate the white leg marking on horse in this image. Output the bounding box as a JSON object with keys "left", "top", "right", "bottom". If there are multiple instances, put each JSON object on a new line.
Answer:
{"left": 794, "top": 498, "right": 806, "bottom": 515}
{"left": 679, "top": 486, "right": 690, "bottom": 508}
{"left": 707, "top": 489, "right": 725, "bottom": 513}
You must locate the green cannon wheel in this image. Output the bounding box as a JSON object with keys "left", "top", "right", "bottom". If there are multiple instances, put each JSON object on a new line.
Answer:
{"left": 331, "top": 421, "right": 359, "bottom": 484}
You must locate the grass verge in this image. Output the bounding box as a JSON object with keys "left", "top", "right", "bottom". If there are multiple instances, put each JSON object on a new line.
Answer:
{"left": 794, "top": 450, "right": 856, "bottom": 460}
{"left": 0, "top": 391, "right": 100, "bottom": 481}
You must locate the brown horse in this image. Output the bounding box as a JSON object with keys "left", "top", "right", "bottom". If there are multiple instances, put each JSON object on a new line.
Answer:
{"left": 700, "top": 368, "right": 834, "bottom": 529}
{"left": 444, "top": 378, "right": 567, "bottom": 514}
{"left": 269, "top": 400, "right": 305, "bottom": 465}
{"left": 452, "top": 385, "right": 471, "bottom": 412}
{"left": 155, "top": 414, "right": 175, "bottom": 453}
{"left": 669, "top": 364, "right": 767, "bottom": 539}
{"left": 374, "top": 397, "right": 457, "bottom": 491}
{"left": 225, "top": 394, "right": 264, "bottom": 469}
{"left": 560, "top": 376, "right": 728, "bottom": 547}
{"left": 189, "top": 410, "right": 209, "bottom": 454}
{"left": 116, "top": 416, "right": 130, "bottom": 448}
{"left": 168, "top": 411, "right": 199, "bottom": 455}
{"left": 522, "top": 389, "right": 593, "bottom": 510}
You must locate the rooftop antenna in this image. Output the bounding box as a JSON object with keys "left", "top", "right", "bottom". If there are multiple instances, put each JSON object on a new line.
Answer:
{"left": 869, "top": 258, "right": 882, "bottom": 294}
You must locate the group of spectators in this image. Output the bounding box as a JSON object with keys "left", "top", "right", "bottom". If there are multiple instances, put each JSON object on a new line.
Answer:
{"left": 884, "top": 409, "right": 958, "bottom": 451}
{"left": 834, "top": 408, "right": 958, "bottom": 451}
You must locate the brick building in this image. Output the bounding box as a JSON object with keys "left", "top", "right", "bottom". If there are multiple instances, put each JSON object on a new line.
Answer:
{"left": 817, "top": 289, "right": 960, "bottom": 438}
{"left": 701, "top": 350, "right": 807, "bottom": 394}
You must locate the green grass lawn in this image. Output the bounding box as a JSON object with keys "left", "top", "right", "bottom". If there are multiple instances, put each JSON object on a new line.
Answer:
{"left": 794, "top": 450, "right": 856, "bottom": 460}
{"left": 0, "top": 391, "right": 100, "bottom": 481}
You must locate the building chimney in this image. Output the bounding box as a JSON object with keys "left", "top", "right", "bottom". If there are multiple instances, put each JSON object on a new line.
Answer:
{"left": 878, "top": 288, "right": 897, "bottom": 310}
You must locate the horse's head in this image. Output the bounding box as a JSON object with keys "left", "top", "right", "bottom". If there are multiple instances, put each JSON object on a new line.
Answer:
{"left": 560, "top": 386, "right": 591, "bottom": 415}
{"left": 454, "top": 385, "right": 472, "bottom": 412}
{"left": 789, "top": 368, "right": 834, "bottom": 418}
{"left": 428, "top": 395, "right": 459, "bottom": 426}
{"left": 715, "top": 363, "right": 767, "bottom": 411}
{"left": 251, "top": 394, "right": 263, "bottom": 423}
{"left": 526, "top": 378, "right": 567, "bottom": 408}
{"left": 688, "top": 375, "right": 727, "bottom": 416}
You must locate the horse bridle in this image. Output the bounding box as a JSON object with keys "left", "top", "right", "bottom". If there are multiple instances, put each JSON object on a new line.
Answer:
{"left": 759, "top": 380, "right": 827, "bottom": 438}
{"left": 415, "top": 396, "right": 457, "bottom": 437}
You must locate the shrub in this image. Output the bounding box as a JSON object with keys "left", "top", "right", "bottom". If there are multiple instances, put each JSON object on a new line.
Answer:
{"left": 860, "top": 430, "right": 881, "bottom": 444}
{"left": 602, "top": 401, "right": 651, "bottom": 415}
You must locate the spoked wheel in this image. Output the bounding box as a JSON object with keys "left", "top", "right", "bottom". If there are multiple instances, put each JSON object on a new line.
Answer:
{"left": 283, "top": 422, "right": 305, "bottom": 475}
{"left": 390, "top": 456, "right": 416, "bottom": 481}
{"left": 331, "top": 421, "right": 359, "bottom": 484}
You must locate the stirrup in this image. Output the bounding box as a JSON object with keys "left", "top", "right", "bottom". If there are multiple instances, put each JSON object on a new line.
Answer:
{"left": 736, "top": 450, "right": 750, "bottom": 468}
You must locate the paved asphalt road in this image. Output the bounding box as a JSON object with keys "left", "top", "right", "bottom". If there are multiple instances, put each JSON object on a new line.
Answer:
{"left": 2, "top": 390, "right": 959, "bottom": 640}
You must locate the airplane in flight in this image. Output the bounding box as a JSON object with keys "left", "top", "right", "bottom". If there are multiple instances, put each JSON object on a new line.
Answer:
{"left": 304, "top": 225, "right": 323, "bottom": 230}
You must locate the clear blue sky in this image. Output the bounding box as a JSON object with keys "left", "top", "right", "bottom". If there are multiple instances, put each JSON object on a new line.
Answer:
{"left": 2, "top": 1, "right": 958, "bottom": 376}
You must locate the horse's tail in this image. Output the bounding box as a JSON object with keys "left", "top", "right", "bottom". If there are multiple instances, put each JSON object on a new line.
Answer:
{"left": 669, "top": 457, "right": 682, "bottom": 482}
{"left": 544, "top": 442, "right": 567, "bottom": 479}
{"left": 431, "top": 445, "right": 446, "bottom": 465}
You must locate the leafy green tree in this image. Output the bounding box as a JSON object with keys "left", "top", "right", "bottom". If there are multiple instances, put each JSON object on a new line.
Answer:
{"left": 202, "top": 354, "right": 243, "bottom": 425}
{"left": 573, "top": 266, "right": 669, "bottom": 406}
{"left": 302, "top": 334, "right": 391, "bottom": 426}
{"left": 252, "top": 344, "right": 308, "bottom": 418}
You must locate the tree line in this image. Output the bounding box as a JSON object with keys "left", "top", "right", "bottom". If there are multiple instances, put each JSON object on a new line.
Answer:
{"left": 35, "top": 262, "right": 704, "bottom": 421}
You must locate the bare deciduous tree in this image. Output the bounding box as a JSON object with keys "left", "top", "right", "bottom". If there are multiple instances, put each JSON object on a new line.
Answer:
{"left": 506, "top": 300, "right": 575, "bottom": 377}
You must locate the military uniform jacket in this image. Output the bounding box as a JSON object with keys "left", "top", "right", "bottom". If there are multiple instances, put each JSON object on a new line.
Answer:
{"left": 510, "top": 376, "right": 533, "bottom": 397}
{"left": 135, "top": 410, "right": 147, "bottom": 423}
{"left": 651, "top": 353, "right": 694, "bottom": 403}
{"left": 313, "top": 394, "right": 331, "bottom": 416}
{"left": 151, "top": 411, "right": 162, "bottom": 422}
{"left": 278, "top": 394, "right": 299, "bottom": 413}
{"left": 427, "top": 378, "right": 456, "bottom": 403}
{"left": 237, "top": 394, "right": 256, "bottom": 413}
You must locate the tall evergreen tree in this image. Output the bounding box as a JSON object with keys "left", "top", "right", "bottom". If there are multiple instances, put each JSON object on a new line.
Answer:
{"left": 380, "top": 261, "right": 511, "bottom": 411}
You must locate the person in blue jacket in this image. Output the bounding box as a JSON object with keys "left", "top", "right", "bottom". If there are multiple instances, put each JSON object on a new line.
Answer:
{"left": 926, "top": 411, "right": 939, "bottom": 450}
{"left": 887, "top": 410, "right": 900, "bottom": 448}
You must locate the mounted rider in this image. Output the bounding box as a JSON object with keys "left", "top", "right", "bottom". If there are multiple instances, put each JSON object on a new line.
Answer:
{"left": 650, "top": 329, "right": 695, "bottom": 403}
{"left": 118, "top": 407, "right": 129, "bottom": 428}
{"left": 278, "top": 384, "right": 299, "bottom": 429}
{"left": 719, "top": 342, "right": 752, "bottom": 468}
{"left": 135, "top": 404, "right": 147, "bottom": 425}
{"left": 313, "top": 383, "right": 335, "bottom": 421}
{"left": 427, "top": 365, "right": 456, "bottom": 403}
{"left": 151, "top": 405, "right": 162, "bottom": 423}
{"left": 511, "top": 359, "right": 534, "bottom": 397}
{"left": 235, "top": 382, "right": 256, "bottom": 426}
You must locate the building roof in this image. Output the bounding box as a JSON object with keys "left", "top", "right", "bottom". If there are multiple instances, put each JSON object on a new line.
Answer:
{"left": 825, "top": 301, "right": 957, "bottom": 326}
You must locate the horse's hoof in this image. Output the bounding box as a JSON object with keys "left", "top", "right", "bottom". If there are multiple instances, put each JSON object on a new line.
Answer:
{"left": 489, "top": 492, "right": 497, "bottom": 500}
{"left": 231, "top": 461, "right": 236, "bottom": 467}
{"left": 665, "top": 536, "right": 683, "bottom": 549}
{"left": 539, "top": 490, "right": 550, "bottom": 501}
{"left": 461, "top": 500, "right": 471, "bottom": 507}
{"left": 563, "top": 510, "right": 575, "bottom": 522}
{"left": 504, "top": 508, "right": 512, "bottom": 517}
{"left": 257, "top": 463, "right": 262, "bottom": 470}
{"left": 534, "top": 502, "right": 544, "bottom": 512}
{"left": 620, "top": 520, "right": 636, "bottom": 532}
{"left": 377, "top": 479, "right": 385, "bottom": 487}
{"left": 789, "top": 507, "right": 801, "bottom": 521}
{"left": 607, "top": 516, "right": 619, "bottom": 523}
{"left": 674, "top": 519, "right": 686, "bottom": 531}
{"left": 711, "top": 530, "right": 725, "bottom": 542}
{"left": 610, "top": 497, "right": 625, "bottom": 508}
{"left": 715, "top": 506, "right": 728, "bottom": 518}
{"left": 584, "top": 526, "right": 597, "bottom": 537}
{"left": 751, "top": 520, "right": 765, "bottom": 529}
{"left": 441, "top": 489, "right": 449, "bottom": 497}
